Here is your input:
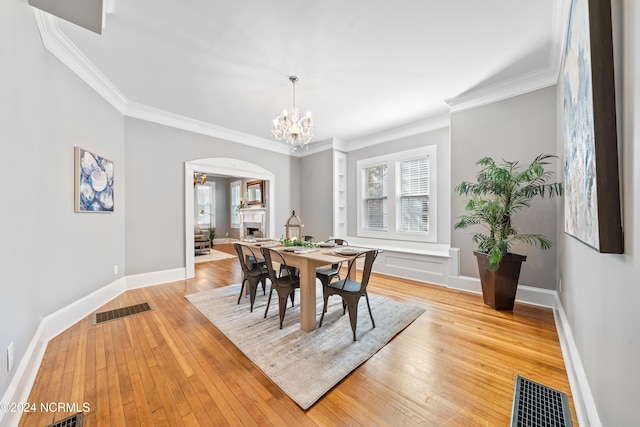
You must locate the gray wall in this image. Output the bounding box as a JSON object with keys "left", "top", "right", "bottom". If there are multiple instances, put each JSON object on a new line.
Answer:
{"left": 450, "top": 86, "right": 560, "bottom": 290}
{"left": 558, "top": 1, "right": 640, "bottom": 425}
{"left": 346, "top": 127, "right": 451, "bottom": 244}
{"left": 300, "top": 149, "right": 334, "bottom": 240}
{"left": 202, "top": 176, "right": 230, "bottom": 240}
{"left": 0, "top": 0, "right": 125, "bottom": 397}
{"left": 5, "top": 0, "right": 638, "bottom": 424}
{"left": 123, "top": 117, "right": 300, "bottom": 274}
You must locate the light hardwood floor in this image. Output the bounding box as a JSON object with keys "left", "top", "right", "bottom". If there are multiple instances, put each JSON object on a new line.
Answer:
{"left": 20, "top": 244, "right": 578, "bottom": 426}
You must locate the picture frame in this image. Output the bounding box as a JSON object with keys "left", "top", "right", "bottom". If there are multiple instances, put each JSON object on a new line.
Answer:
{"left": 74, "top": 147, "right": 114, "bottom": 212}
{"left": 562, "top": 0, "right": 623, "bottom": 253}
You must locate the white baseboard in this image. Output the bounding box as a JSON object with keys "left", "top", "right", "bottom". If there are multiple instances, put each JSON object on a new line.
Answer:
{"left": 447, "top": 274, "right": 483, "bottom": 294}
{"left": 42, "top": 277, "right": 128, "bottom": 341}
{"left": 515, "top": 285, "right": 557, "bottom": 308}
{"left": 446, "top": 275, "right": 556, "bottom": 308}
{"left": 553, "top": 295, "right": 601, "bottom": 427}
{"left": 0, "top": 276, "right": 128, "bottom": 427}
{"left": 125, "top": 267, "right": 186, "bottom": 289}
{"left": 0, "top": 263, "right": 577, "bottom": 427}
{"left": 0, "top": 268, "right": 186, "bottom": 427}
{"left": 0, "top": 324, "right": 47, "bottom": 427}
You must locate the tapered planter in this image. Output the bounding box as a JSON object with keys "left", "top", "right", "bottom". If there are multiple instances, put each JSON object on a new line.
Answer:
{"left": 474, "top": 251, "right": 527, "bottom": 310}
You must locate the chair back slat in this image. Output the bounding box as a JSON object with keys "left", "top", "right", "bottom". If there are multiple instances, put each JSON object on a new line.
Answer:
{"left": 234, "top": 243, "right": 263, "bottom": 274}
{"left": 359, "top": 250, "right": 379, "bottom": 290}
{"left": 260, "top": 247, "right": 298, "bottom": 284}
{"left": 260, "top": 247, "right": 279, "bottom": 284}
{"left": 234, "top": 243, "right": 251, "bottom": 274}
{"left": 343, "top": 249, "right": 378, "bottom": 291}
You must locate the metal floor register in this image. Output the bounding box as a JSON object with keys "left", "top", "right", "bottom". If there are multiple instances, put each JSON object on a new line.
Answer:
{"left": 510, "top": 375, "right": 572, "bottom": 427}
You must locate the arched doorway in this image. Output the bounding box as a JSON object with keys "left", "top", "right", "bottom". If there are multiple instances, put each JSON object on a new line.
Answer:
{"left": 184, "top": 158, "right": 275, "bottom": 278}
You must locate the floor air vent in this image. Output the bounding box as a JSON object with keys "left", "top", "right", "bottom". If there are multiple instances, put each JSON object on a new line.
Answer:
{"left": 45, "top": 412, "right": 83, "bottom": 427}
{"left": 511, "top": 375, "right": 572, "bottom": 427}
{"left": 94, "top": 302, "right": 152, "bottom": 324}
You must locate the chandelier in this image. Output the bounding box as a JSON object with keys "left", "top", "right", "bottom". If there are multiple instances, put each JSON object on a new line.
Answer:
{"left": 193, "top": 172, "right": 207, "bottom": 186}
{"left": 271, "top": 76, "right": 314, "bottom": 151}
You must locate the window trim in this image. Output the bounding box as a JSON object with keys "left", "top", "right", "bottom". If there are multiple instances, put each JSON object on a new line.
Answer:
{"left": 356, "top": 145, "right": 437, "bottom": 243}
{"left": 195, "top": 182, "right": 216, "bottom": 228}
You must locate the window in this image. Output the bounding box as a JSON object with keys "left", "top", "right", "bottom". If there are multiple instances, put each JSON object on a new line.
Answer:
{"left": 196, "top": 183, "right": 215, "bottom": 227}
{"left": 230, "top": 180, "right": 241, "bottom": 228}
{"left": 397, "top": 157, "right": 429, "bottom": 233}
{"left": 362, "top": 164, "right": 388, "bottom": 231}
{"left": 357, "top": 145, "right": 437, "bottom": 242}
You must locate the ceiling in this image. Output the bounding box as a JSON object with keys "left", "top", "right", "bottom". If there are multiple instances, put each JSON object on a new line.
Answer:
{"left": 53, "top": 0, "right": 568, "bottom": 146}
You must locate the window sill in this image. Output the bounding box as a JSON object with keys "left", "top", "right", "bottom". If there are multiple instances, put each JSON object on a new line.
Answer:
{"left": 342, "top": 236, "right": 451, "bottom": 258}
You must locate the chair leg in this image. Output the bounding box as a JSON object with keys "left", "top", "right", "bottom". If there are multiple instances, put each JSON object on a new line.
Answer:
{"left": 343, "top": 294, "right": 361, "bottom": 341}
{"left": 237, "top": 279, "right": 246, "bottom": 305}
{"left": 264, "top": 287, "right": 274, "bottom": 318}
{"left": 278, "top": 291, "right": 291, "bottom": 329}
{"left": 289, "top": 289, "right": 296, "bottom": 307}
{"left": 318, "top": 277, "right": 329, "bottom": 312}
{"left": 248, "top": 277, "right": 260, "bottom": 312}
{"left": 364, "top": 292, "right": 375, "bottom": 328}
{"left": 318, "top": 293, "right": 330, "bottom": 327}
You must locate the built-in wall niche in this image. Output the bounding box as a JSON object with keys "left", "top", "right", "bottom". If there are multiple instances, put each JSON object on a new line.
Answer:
{"left": 246, "top": 180, "right": 264, "bottom": 206}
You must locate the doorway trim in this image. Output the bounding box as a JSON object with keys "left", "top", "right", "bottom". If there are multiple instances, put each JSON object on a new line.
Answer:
{"left": 185, "top": 158, "right": 275, "bottom": 278}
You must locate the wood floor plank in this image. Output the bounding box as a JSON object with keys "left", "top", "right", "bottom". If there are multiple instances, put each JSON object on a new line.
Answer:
{"left": 19, "top": 243, "right": 578, "bottom": 426}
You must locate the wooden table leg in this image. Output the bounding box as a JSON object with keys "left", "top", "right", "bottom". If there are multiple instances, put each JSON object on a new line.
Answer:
{"left": 298, "top": 258, "right": 317, "bottom": 332}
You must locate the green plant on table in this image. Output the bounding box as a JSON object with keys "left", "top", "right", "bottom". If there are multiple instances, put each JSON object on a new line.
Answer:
{"left": 280, "top": 236, "right": 316, "bottom": 248}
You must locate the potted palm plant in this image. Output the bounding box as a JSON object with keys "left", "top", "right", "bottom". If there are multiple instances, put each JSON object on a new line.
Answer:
{"left": 454, "top": 154, "right": 563, "bottom": 310}
{"left": 208, "top": 226, "right": 216, "bottom": 246}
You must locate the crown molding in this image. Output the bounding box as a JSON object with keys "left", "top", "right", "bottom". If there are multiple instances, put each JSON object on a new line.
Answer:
{"left": 124, "top": 102, "right": 290, "bottom": 155}
{"left": 32, "top": 9, "right": 127, "bottom": 112}
{"left": 445, "top": 67, "right": 558, "bottom": 113}
{"left": 550, "top": 0, "right": 572, "bottom": 83}
{"left": 285, "top": 138, "right": 335, "bottom": 157}
{"left": 33, "top": 5, "right": 570, "bottom": 155}
{"left": 31, "top": 9, "right": 293, "bottom": 156}
{"left": 341, "top": 113, "right": 450, "bottom": 152}
{"left": 446, "top": 0, "right": 569, "bottom": 114}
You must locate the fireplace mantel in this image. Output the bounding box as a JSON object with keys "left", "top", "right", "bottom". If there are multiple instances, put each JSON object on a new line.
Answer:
{"left": 240, "top": 207, "right": 267, "bottom": 238}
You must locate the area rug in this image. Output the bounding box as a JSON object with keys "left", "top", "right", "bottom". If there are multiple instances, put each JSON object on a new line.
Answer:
{"left": 185, "top": 283, "right": 425, "bottom": 409}
{"left": 194, "top": 249, "right": 237, "bottom": 263}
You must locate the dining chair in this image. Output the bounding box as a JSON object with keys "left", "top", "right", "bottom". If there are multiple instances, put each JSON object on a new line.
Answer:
{"left": 318, "top": 249, "right": 379, "bottom": 341}
{"left": 316, "top": 238, "right": 349, "bottom": 308}
{"left": 233, "top": 243, "right": 269, "bottom": 312}
{"left": 261, "top": 247, "right": 301, "bottom": 329}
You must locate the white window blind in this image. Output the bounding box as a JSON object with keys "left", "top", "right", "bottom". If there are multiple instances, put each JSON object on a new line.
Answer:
{"left": 230, "top": 180, "right": 241, "bottom": 227}
{"left": 397, "top": 157, "right": 429, "bottom": 232}
{"left": 363, "top": 164, "right": 388, "bottom": 231}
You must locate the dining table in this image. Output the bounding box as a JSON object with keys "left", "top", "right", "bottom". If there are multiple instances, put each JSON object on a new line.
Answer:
{"left": 240, "top": 241, "right": 366, "bottom": 332}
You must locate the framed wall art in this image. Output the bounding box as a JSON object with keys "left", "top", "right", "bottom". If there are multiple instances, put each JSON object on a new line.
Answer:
{"left": 74, "top": 147, "right": 114, "bottom": 212}
{"left": 563, "top": 0, "right": 623, "bottom": 253}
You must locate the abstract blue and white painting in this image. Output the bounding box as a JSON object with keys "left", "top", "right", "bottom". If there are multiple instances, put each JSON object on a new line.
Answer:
{"left": 74, "top": 147, "right": 114, "bottom": 212}
{"left": 563, "top": 0, "right": 599, "bottom": 249}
